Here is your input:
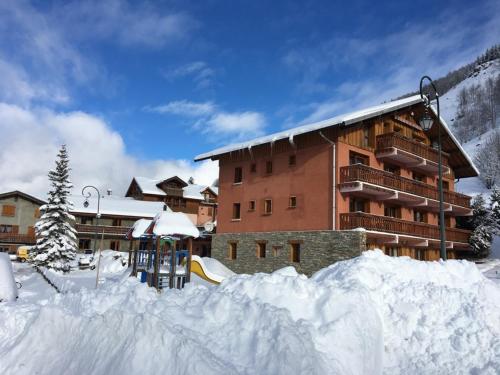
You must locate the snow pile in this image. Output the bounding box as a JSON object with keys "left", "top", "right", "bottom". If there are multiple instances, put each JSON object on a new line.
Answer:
{"left": 92, "top": 250, "right": 128, "bottom": 274}
{"left": 1, "top": 250, "right": 500, "bottom": 374}
{"left": 0, "top": 253, "right": 18, "bottom": 302}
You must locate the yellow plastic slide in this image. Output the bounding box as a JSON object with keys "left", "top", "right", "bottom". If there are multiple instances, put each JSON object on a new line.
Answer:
{"left": 190, "top": 255, "right": 234, "bottom": 285}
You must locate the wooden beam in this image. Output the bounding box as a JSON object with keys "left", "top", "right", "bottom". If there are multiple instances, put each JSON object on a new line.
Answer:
{"left": 186, "top": 237, "right": 193, "bottom": 283}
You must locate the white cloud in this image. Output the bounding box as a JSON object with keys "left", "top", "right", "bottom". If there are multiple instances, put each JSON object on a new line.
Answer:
{"left": 148, "top": 100, "right": 266, "bottom": 140}
{"left": 0, "top": 103, "right": 218, "bottom": 198}
{"left": 163, "top": 61, "right": 216, "bottom": 89}
{"left": 54, "top": 0, "right": 196, "bottom": 48}
{"left": 147, "top": 100, "right": 216, "bottom": 117}
{"left": 207, "top": 112, "right": 266, "bottom": 138}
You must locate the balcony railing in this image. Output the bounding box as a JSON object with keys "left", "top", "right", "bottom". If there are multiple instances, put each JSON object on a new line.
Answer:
{"left": 340, "top": 164, "right": 471, "bottom": 208}
{"left": 0, "top": 233, "right": 36, "bottom": 244}
{"left": 339, "top": 212, "right": 471, "bottom": 243}
{"left": 376, "top": 132, "right": 449, "bottom": 167}
{"left": 75, "top": 224, "right": 130, "bottom": 236}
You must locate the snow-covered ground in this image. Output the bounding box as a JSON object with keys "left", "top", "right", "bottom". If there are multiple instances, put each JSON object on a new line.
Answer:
{"left": 1, "top": 250, "right": 500, "bottom": 375}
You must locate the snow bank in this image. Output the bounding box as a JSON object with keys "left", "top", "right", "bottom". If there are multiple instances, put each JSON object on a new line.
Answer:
{"left": 1, "top": 250, "right": 500, "bottom": 374}
{"left": 0, "top": 253, "right": 18, "bottom": 302}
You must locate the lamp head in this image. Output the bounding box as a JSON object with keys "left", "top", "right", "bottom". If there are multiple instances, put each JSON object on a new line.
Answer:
{"left": 83, "top": 199, "right": 89, "bottom": 208}
{"left": 419, "top": 109, "right": 434, "bottom": 131}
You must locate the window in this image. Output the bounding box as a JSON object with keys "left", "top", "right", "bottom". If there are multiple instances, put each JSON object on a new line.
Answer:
{"left": 81, "top": 217, "right": 92, "bottom": 225}
{"left": 264, "top": 199, "right": 272, "bottom": 214}
{"left": 110, "top": 241, "right": 120, "bottom": 251}
{"left": 349, "top": 198, "right": 368, "bottom": 213}
{"left": 228, "top": 242, "right": 237, "bottom": 259}
{"left": 384, "top": 205, "right": 401, "bottom": 218}
{"left": 289, "top": 154, "right": 296, "bottom": 166}
{"left": 234, "top": 167, "right": 243, "bottom": 183}
{"left": 232, "top": 203, "right": 241, "bottom": 220}
{"left": 250, "top": 163, "right": 257, "bottom": 173}
{"left": 1, "top": 205, "right": 15, "bottom": 217}
{"left": 248, "top": 200, "right": 256, "bottom": 211}
{"left": 256, "top": 242, "right": 266, "bottom": 258}
{"left": 112, "top": 218, "right": 122, "bottom": 226}
{"left": 384, "top": 163, "right": 400, "bottom": 175}
{"left": 0, "top": 225, "right": 13, "bottom": 233}
{"left": 79, "top": 239, "right": 91, "bottom": 250}
{"left": 442, "top": 181, "right": 449, "bottom": 190}
{"left": 289, "top": 196, "right": 297, "bottom": 208}
{"left": 415, "top": 249, "right": 425, "bottom": 260}
{"left": 34, "top": 207, "right": 40, "bottom": 218}
{"left": 362, "top": 125, "right": 373, "bottom": 147}
{"left": 388, "top": 247, "right": 399, "bottom": 257}
{"left": 266, "top": 161, "right": 273, "bottom": 174}
{"left": 393, "top": 125, "right": 402, "bottom": 133}
{"left": 414, "top": 210, "right": 427, "bottom": 223}
{"left": 272, "top": 246, "right": 281, "bottom": 257}
{"left": 349, "top": 151, "right": 369, "bottom": 166}
{"left": 412, "top": 172, "right": 426, "bottom": 183}
{"left": 290, "top": 242, "right": 301, "bottom": 263}
{"left": 207, "top": 207, "right": 213, "bottom": 216}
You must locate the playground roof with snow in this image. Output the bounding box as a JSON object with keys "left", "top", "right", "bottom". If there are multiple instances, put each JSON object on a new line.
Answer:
{"left": 127, "top": 212, "right": 200, "bottom": 239}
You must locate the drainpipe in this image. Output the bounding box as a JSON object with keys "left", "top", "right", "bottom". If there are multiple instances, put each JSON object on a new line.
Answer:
{"left": 319, "top": 131, "right": 336, "bottom": 230}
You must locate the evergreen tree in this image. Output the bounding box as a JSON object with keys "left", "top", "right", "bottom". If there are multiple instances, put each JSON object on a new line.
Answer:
{"left": 490, "top": 186, "right": 500, "bottom": 235}
{"left": 32, "top": 145, "right": 77, "bottom": 272}
{"left": 468, "top": 194, "right": 493, "bottom": 258}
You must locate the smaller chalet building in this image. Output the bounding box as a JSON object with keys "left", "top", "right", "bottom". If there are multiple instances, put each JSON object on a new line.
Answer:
{"left": 125, "top": 176, "right": 218, "bottom": 227}
{"left": 0, "top": 191, "right": 45, "bottom": 253}
{"left": 195, "top": 95, "right": 478, "bottom": 276}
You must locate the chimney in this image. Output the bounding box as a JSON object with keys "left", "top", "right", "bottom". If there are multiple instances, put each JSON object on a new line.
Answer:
{"left": 107, "top": 189, "right": 112, "bottom": 196}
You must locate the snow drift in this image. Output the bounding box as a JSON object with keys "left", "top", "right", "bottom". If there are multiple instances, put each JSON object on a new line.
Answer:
{"left": 1, "top": 250, "right": 500, "bottom": 374}
{"left": 0, "top": 253, "right": 18, "bottom": 302}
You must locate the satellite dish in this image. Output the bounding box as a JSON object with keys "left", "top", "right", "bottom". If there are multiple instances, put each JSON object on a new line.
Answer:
{"left": 204, "top": 221, "right": 214, "bottom": 233}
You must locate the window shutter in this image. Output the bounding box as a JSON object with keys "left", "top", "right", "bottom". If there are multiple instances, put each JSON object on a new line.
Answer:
{"left": 2, "top": 205, "right": 16, "bottom": 217}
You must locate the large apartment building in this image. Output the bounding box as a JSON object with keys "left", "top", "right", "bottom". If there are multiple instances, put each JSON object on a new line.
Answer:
{"left": 194, "top": 95, "right": 478, "bottom": 275}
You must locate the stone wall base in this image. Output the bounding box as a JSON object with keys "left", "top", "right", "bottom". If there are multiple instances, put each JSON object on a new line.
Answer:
{"left": 211, "top": 230, "right": 366, "bottom": 276}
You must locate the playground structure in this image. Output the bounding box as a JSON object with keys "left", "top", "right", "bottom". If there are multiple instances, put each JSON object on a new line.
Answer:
{"left": 126, "top": 212, "right": 200, "bottom": 290}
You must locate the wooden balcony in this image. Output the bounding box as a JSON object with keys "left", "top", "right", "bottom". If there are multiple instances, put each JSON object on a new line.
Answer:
{"left": 0, "top": 233, "right": 36, "bottom": 244}
{"left": 340, "top": 212, "right": 471, "bottom": 244}
{"left": 376, "top": 132, "right": 450, "bottom": 175}
{"left": 75, "top": 224, "right": 130, "bottom": 236}
{"left": 339, "top": 164, "right": 471, "bottom": 214}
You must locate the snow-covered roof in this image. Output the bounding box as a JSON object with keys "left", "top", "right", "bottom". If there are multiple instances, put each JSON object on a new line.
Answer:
{"left": 195, "top": 95, "right": 424, "bottom": 161}
{"left": 134, "top": 177, "right": 166, "bottom": 196}
{"left": 147, "top": 212, "right": 200, "bottom": 238}
{"left": 70, "top": 195, "right": 168, "bottom": 218}
{"left": 128, "top": 219, "right": 153, "bottom": 239}
{"left": 131, "top": 176, "right": 217, "bottom": 200}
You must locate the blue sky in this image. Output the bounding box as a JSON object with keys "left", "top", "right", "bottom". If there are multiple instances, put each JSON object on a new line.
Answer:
{"left": 0, "top": 0, "right": 499, "bottom": 196}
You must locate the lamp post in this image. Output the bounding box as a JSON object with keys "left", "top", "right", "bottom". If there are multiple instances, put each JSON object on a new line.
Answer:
{"left": 419, "top": 76, "right": 446, "bottom": 260}
{"left": 82, "top": 185, "right": 101, "bottom": 257}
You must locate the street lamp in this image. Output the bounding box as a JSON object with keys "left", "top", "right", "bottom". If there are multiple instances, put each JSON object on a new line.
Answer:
{"left": 81, "top": 185, "right": 101, "bottom": 257}
{"left": 419, "top": 76, "right": 446, "bottom": 260}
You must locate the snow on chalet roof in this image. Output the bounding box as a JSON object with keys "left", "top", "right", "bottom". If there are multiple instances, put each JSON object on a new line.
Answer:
{"left": 133, "top": 176, "right": 217, "bottom": 200}
{"left": 70, "top": 195, "right": 168, "bottom": 218}
{"left": 148, "top": 212, "right": 200, "bottom": 238}
{"left": 194, "top": 95, "right": 425, "bottom": 161}
{"left": 194, "top": 94, "right": 479, "bottom": 176}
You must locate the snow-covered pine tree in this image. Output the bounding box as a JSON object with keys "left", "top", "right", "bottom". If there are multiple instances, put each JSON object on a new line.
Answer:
{"left": 33, "top": 145, "right": 77, "bottom": 272}
{"left": 490, "top": 186, "right": 500, "bottom": 235}
{"left": 469, "top": 194, "right": 493, "bottom": 258}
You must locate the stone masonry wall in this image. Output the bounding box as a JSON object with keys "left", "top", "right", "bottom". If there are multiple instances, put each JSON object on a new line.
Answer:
{"left": 211, "top": 230, "right": 366, "bottom": 276}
